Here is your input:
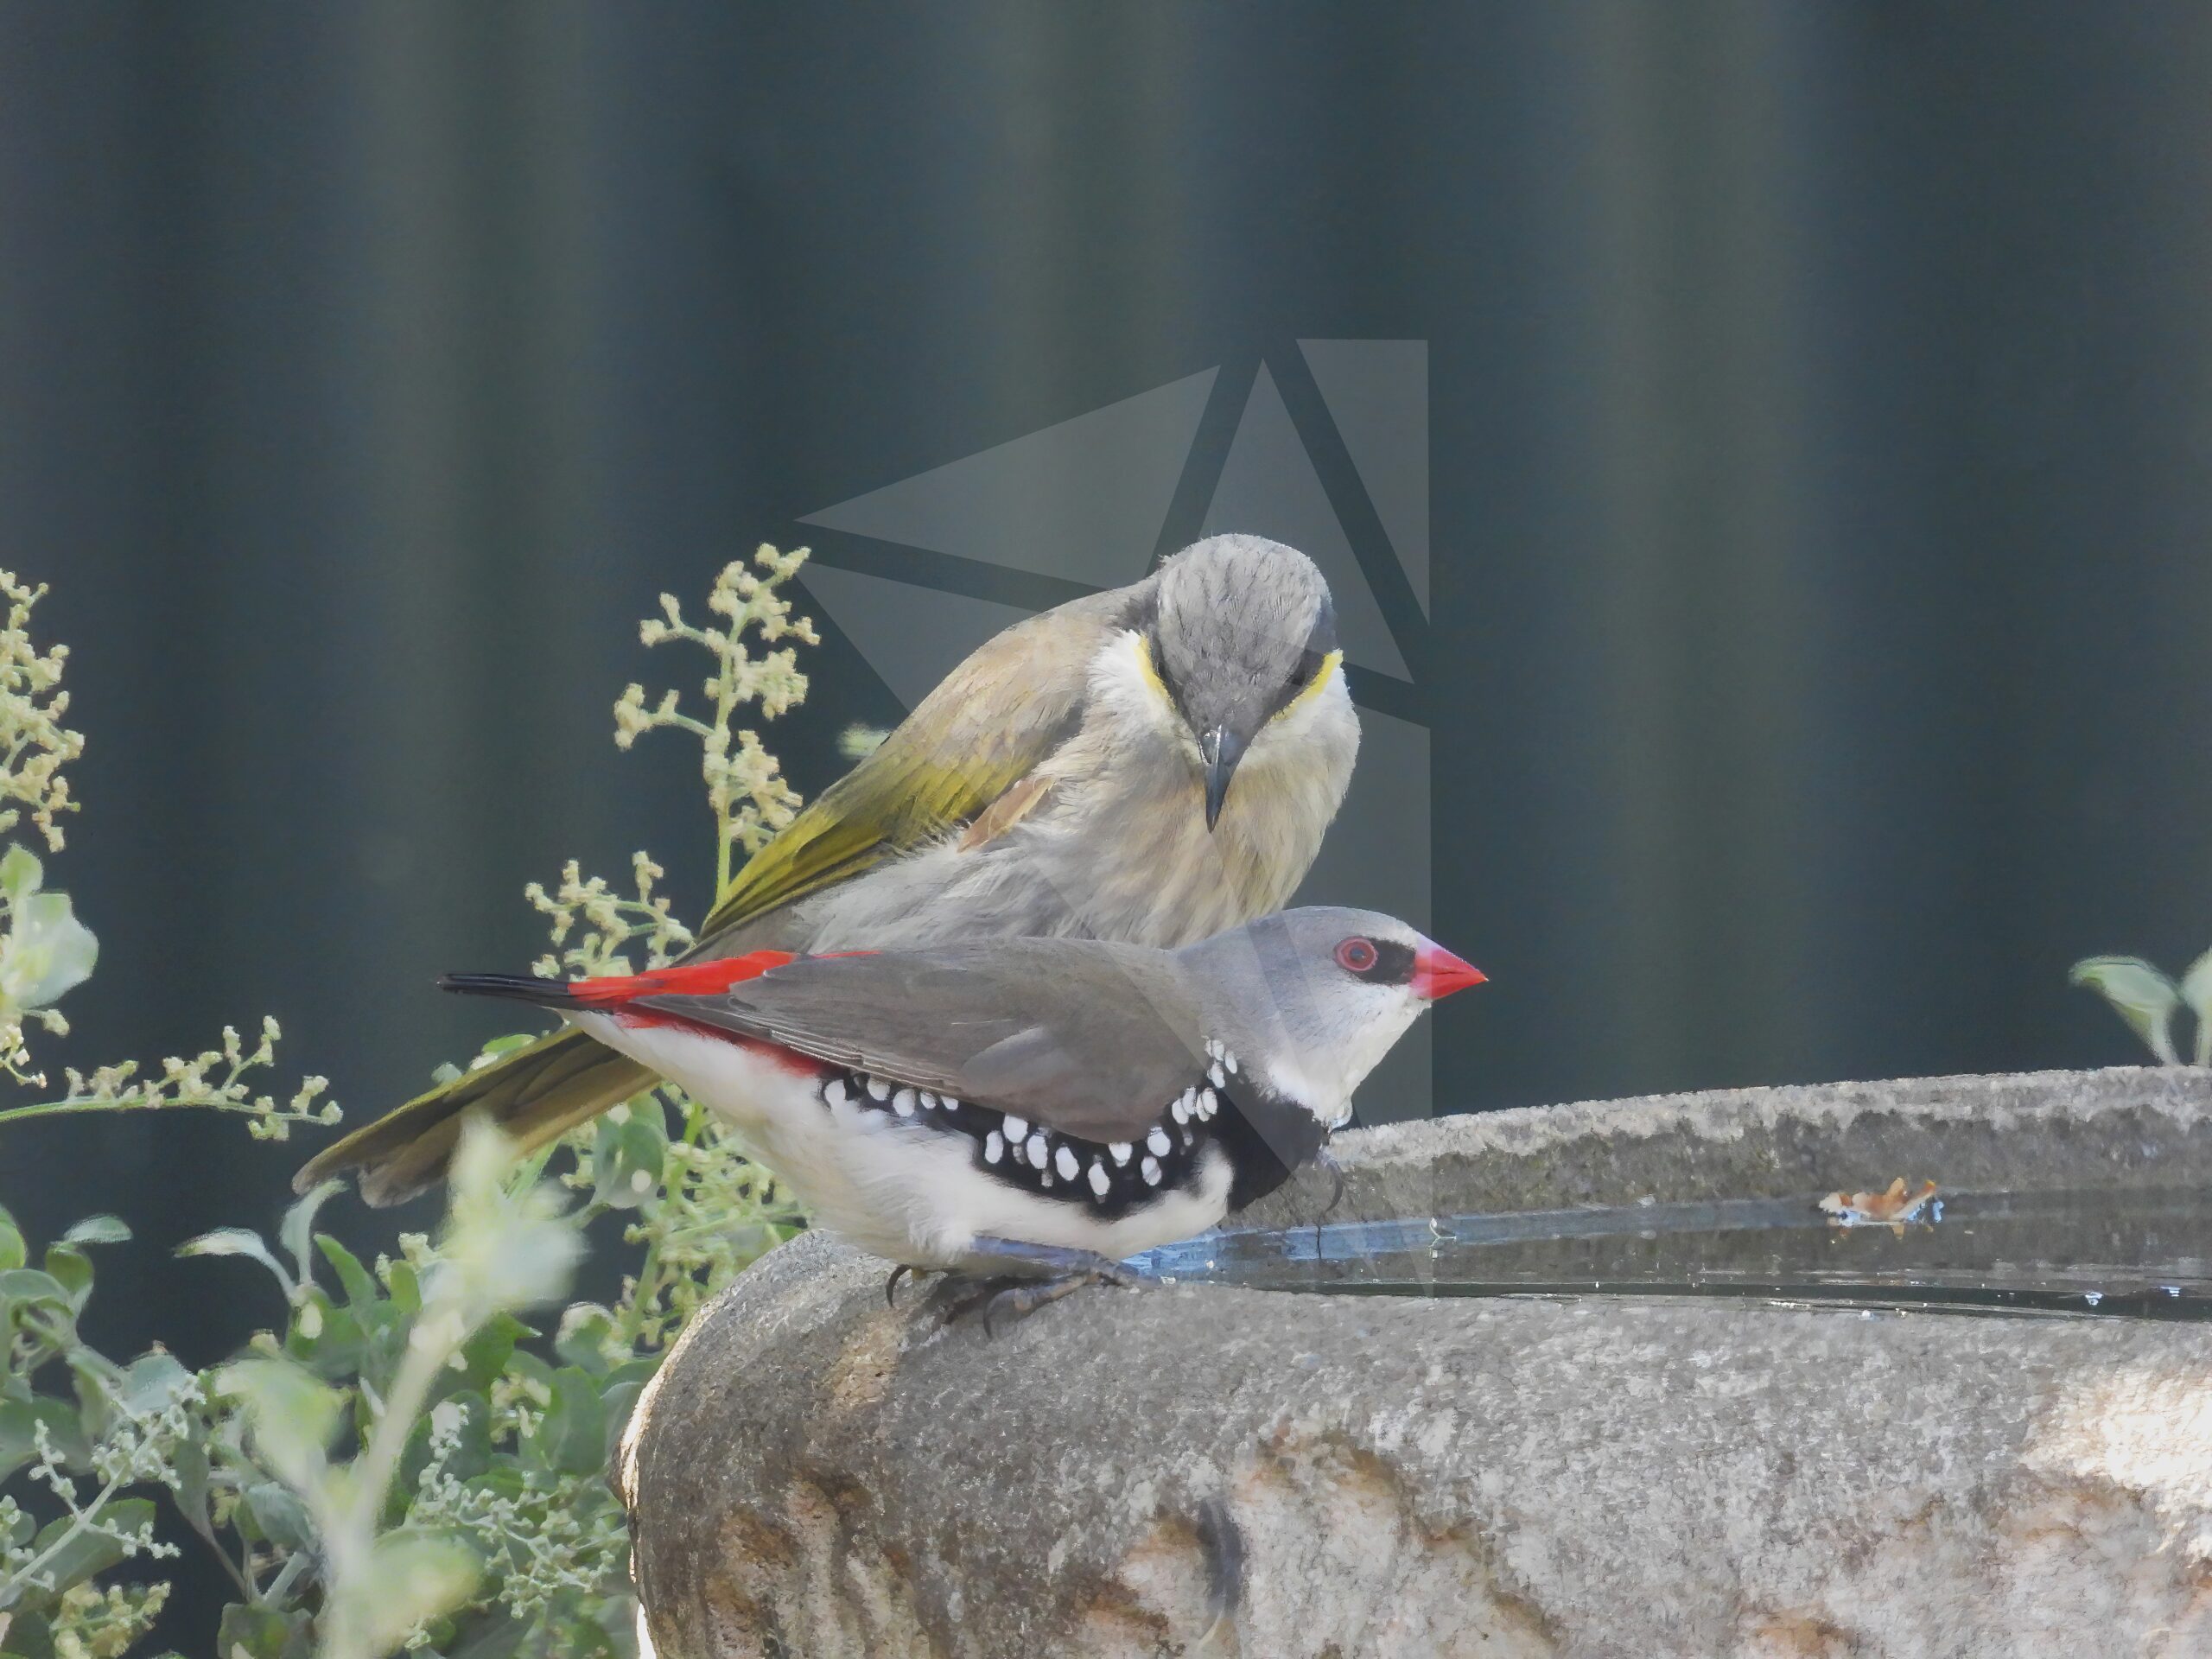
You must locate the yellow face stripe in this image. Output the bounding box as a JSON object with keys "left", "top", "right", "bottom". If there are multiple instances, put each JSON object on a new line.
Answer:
{"left": 1275, "top": 648, "right": 1342, "bottom": 720}
{"left": 1133, "top": 632, "right": 1174, "bottom": 707}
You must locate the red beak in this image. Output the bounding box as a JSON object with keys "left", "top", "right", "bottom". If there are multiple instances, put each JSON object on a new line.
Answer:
{"left": 1412, "top": 943, "right": 1487, "bottom": 1001}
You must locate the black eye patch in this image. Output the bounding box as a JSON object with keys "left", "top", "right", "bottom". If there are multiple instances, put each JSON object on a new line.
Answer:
{"left": 1348, "top": 938, "right": 1414, "bottom": 986}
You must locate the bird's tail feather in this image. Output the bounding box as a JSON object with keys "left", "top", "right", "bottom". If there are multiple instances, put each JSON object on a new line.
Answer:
{"left": 296, "top": 950, "right": 798, "bottom": 1207}
{"left": 291, "top": 1026, "right": 653, "bottom": 1207}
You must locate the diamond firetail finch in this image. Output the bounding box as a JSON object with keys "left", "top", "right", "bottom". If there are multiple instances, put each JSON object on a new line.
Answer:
{"left": 435, "top": 907, "right": 1483, "bottom": 1313}
{"left": 300, "top": 535, "right": 1362, "bottom": 1205}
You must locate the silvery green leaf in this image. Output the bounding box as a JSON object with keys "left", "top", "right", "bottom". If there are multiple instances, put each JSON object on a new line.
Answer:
{"left": 591, "top": 1103, "right": 667, "bottom": 1210}
{"left": 280, "top": 1180, "right": 342, "bottom": 1287}
{"left": 2181, "top": 949, "right": 2212, "bottom": 1067}
{"left": 0, "top": 1398, "right": 87, "bottom": 1483}
{"left": 342, "top": 1529, "right": 480, "bottom": 1654}
{"left": 0, "top": 844, "right": 41, "bottom": 901}
{"left": 215, "top": 1358, "right": 340, "bottom": 1494}
{"left": 178, "top": 1228, "right": 296, "bottom": 1300}
{"left": 0, "top": 890, "right": 96, "bottom": 1010}
{"left": 2069, "top": 956, "right": 2183, "bottom": 1064}
{"left": 60, "top": 1215, "right": 130, "bottom": 1247}
{"left": 29, "top": 1497, "right": 156, "bottom": 1593}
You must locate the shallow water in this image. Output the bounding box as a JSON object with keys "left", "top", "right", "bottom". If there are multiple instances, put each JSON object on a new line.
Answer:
{"left": 1135, "top": 1186, "right": 2212, "bottom": 1320}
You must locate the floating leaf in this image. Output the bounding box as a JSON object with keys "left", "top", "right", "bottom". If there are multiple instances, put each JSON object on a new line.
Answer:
{"left": 60, "top": 1215, "right": 129, "bottom": 1248}
{"left": 0, "top": 889, "right": 97, "bottom": 1010}
{"left": 2181, "top": 948, "right": 2212, "bottom": 1068}
{"left": 178, "top": 1228, "right": 296, "bottom": 1301}
{"left": 0, "top": 845, "right": 41, "bottom": 902}
{"left": 2069, "top": 956, "right": 2183, "bottom": 1065}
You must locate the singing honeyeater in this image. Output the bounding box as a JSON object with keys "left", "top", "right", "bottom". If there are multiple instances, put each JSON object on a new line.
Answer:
{"left": 299, "top": 533, "right": 1361, "bottom": 1205}
{"left": 436, "top": 907, "right": 1483, "bottom": 1320}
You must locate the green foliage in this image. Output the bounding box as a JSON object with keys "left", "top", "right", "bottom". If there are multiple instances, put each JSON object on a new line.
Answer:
{"left": 2071, "top": 949, "right": 2212, "bottom": 1067}
{"left": 0, "top": 555, "right": 817, "bottom": 1656}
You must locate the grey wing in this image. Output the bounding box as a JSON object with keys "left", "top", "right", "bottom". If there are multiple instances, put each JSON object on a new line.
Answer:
{"left": 633, "top": 939, "right": 1209, "bottom": 1143}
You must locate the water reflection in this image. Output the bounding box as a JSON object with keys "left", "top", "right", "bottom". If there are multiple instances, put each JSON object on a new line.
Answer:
{"left": 1135, "top": 1188, "right": 2212, "bottom": 1320}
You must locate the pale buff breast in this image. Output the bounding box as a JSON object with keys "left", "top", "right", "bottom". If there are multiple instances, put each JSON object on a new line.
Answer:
{"left": 790, "top": 632, "right": 1359, "bottom": 954}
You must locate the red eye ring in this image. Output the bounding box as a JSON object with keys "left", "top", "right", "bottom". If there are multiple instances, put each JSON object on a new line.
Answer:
{"left": 1336, "top": 938, "right": 1378, "bottom": 974}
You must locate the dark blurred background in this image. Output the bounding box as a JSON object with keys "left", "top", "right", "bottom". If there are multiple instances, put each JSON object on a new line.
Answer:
{"left": 4, "top": 0, "right": 2210, "bottom": 1419}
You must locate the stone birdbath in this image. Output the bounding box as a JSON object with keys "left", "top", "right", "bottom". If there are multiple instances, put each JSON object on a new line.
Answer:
{"left": 620, "top": 1066, "right": 2212, "bottom": 1657}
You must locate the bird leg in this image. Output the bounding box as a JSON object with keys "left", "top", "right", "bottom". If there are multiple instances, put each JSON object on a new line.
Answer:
{"left": 884, "top": 1262, "right": 922, "bottom": 1307}
{"left": 1314, "top": 1147, "right": 1348, "bottom": 1220}
{"left": 1308, "top": 1146, "right": 1350, "bottom": 1264}
{"left": 946, "top": 1237, "right": 1143, "bottom": 1334}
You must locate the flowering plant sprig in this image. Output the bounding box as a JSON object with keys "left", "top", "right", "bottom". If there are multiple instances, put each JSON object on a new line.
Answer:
{"left": 613, "top": 543, "right": 817, "bottom": 894}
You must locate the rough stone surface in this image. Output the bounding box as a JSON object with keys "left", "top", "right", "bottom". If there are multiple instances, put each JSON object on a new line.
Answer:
{"left": 625, "top": 1068, "right": 2212, "bottom": 1658}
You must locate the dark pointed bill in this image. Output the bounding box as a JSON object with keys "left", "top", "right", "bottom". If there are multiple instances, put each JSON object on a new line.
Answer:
{"left": 1201, "top": 726, "right": 1248, "bottom": 831}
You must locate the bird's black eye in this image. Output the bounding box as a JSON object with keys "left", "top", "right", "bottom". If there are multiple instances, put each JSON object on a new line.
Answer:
{"left": 1336, "top": 938, "right": 1378, "bottom": 974}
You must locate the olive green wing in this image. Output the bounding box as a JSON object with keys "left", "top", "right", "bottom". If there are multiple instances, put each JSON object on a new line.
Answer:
{"left": 690, "top": 584, "right": 1135, "bottom": 953}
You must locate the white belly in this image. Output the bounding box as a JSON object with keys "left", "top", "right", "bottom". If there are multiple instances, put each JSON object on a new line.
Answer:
{"left": 569, "top": 1013, "right": 1233, "bottom": 1270}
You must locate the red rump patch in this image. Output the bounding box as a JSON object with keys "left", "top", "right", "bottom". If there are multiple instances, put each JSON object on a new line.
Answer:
{"left": 565, "top": 950, "right": 796, "bottom": 1007}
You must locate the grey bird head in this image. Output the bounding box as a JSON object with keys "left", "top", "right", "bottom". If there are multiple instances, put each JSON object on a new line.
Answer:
{"left": 1182, "top": 906, "right": 1484, "bottom": 1122}
{"left": 1146, "top": 536, "right": 1341, "bottom": 830}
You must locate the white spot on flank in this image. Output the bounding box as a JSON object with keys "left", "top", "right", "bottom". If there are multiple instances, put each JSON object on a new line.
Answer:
{"left": 1055, "top": 1145, "right": 1078, "bottom": 1180}
{"left": 1208, "top": 1063, "right": 1227, "bottom": 1087}
{"left": 892, "top": 1088, "right": 917, "bottom": 1116}
{"left": 1088, "top": 1161, "right": 1110, "bottom": 1197}
{"left": 823, "top": 1077, "right": 849, "bottom": 1108}
{"left": 1001, "top": 1115, "right": 1029, "bottom": 1142}
{"left": 1110, "top": 1142, "right": 1132, "bottom": 1164}
{"left": 1147, "top": 1127, "right": 1171, "bottom": 1157}
{"left": 1224, "top": 1050, "right": 1240, "bottom": 1075}
{"left": 630, "top": 1168, "right": 654, "bottom": 1195}
{"left": 984, "top": 1131, "right": 1005, "bottom": 1165}
{"left": 1171, "top": 1095, "right": 1190, "bottom": 1125}
{"left": 1026, "top": 1133, "right": 1049, "bottom": 1169}
{"left": 942, "top": 1096, "right": 961, "bottom": 1110}
{"left": 1141, "top": 1156, "right": 1162, "bottom": 1186}
{"left": 918, "top": 1090, "right": 938, "bottom": 1110}
{"left": 865, "top": 1076, "right": 890, "bottom": 1102}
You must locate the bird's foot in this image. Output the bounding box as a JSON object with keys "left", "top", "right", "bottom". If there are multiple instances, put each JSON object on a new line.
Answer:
{"left": 884, "top": 1262, "right": 930, "bottom": 1307}
{"left": 943, "top": 1237, "right": 1143, "bottom": 1335}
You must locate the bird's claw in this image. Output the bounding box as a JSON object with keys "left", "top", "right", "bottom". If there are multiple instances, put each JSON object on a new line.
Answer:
{"left": 977, "top": 1263, "right": 1138, "bottom": 1337}
{"left": 937, "top": 1259, "right": 1141, "bottom": 1335}
{"left": 885, "top": 1263, "right": 918, "bottom": 1307}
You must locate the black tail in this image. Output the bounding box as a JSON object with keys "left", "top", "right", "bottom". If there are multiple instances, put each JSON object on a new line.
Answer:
{"left": 436, "top": 972, "right": 582, "bottom": 1007}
